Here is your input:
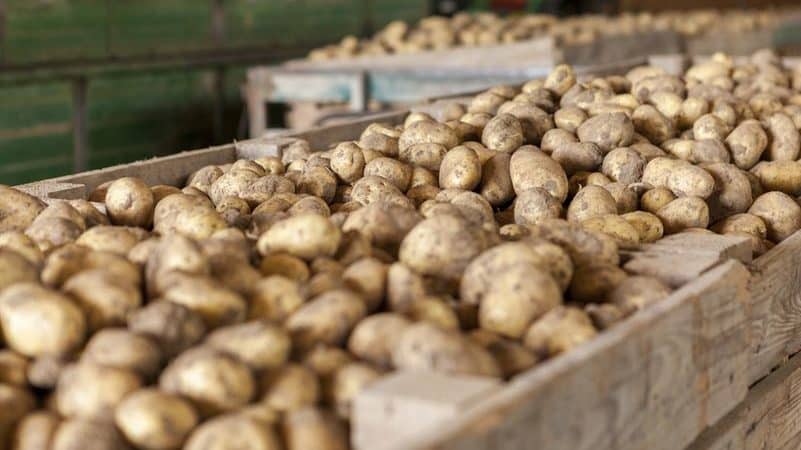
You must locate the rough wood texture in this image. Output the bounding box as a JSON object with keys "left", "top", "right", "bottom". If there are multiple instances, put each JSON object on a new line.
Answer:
{"left": 388, "top": 260, "right": 750, "bottom": 450}
{"left": 748, "top": 232, "right": 801, "bottom": 384}
{"left": 689, "top": 352, "right": 801, "bottom": 450}
{"left": 353, "top": 372, "right": 500, "bottom": 450}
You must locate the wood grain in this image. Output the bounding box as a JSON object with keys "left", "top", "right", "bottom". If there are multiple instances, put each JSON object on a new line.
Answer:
{"left": 748, "top": 231, "right": 801, "bottom": 384}
{"left": 689, "top": 352, "right": 801, "bottom": 450}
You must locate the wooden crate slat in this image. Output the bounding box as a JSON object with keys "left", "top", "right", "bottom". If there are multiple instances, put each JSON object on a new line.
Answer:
{"left": 689, "top": 352, "right": 801, "bottom": 450}
{"left": 748, "top": 231, "right": 801, "bottom": 385}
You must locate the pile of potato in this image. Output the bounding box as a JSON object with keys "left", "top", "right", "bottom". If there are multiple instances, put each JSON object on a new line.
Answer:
{"left": 308, "top": 9, "right": 781, "bottom": 60}
{"left": 1, "top": 48, "right": 801, "bottom": 449}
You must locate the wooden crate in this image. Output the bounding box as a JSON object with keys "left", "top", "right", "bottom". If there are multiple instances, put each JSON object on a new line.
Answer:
{"left": 15, "top": 103, "right": 801, "bottom": 450}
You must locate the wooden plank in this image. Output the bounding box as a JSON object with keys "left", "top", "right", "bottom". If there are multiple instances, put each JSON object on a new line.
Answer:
{"left": 689, "top": 352, "right": 801, "bottom": 450}
{"left": 748, "top": 231, "right": 801, "bottom": 384}
{"left": 371, "top": 260, "right": 750, "bottom": 450}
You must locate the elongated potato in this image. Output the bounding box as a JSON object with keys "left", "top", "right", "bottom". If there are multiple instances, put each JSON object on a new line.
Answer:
{"left": 257, "top": 214, "right": 341, "bottom": 260}
{"left": 115, "top": 388, "right": 199, "bottom": 450}
{"left": 748, "top": 191, "right": 801, "bottom": 242}
{"left": 656, "top": 196, "right": 710, "bottom": 234}
{"left": 510, "top": 147, "right": 569, "bottom": 202}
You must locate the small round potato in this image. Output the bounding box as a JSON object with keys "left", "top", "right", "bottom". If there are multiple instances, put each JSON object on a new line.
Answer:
{"left": 115, "top": 388, "right": 199, "bottom": 450}
{"left": 514, "top": 188, "right": 562, "bottom": 226}
{"left": 260, "top": 363, "right": 320, "bottom": 413}
{"left": 329, "top": 142, "right": 366, "bottom": 183}
{"left": 153, "top": 194, "right": 227, "bottom": 240}
{"left": 184, "top": 413, "right": 282, "bottom": 450}
{"left": 576, "top": 112, "right": 634, "bottom": 153}
{"left": 481, "top": 113, "right": 524, "bottom": 153}
{"left": 105, "top": 177, "right": 155, "bottom": 228}
{"left": 641, "top": 187, "right": 676, "bottom": 214}
{"left": 510, "top": 147, "right": 569, "bottom": 202}
{"left": 82, "top": 328, "right": 161, "bottom": 380}
{"left": 621, "top": 211, "right": 664, "bottom": 243}
{"left": 725, "top": 119, "right": 768, "bottom": 170}
{"left": 568, "top": 263, "right": 627, "bottom": 303}
{"left": 286, "top": 289, "right": 366, "bottom": 351}
{"left": 554, "top": 105, "right": 587, "bottom": 133}
{"left": 55, "top": 362, "right": 142, "bottom": 419}
{"left": 656, "top": 196, "right": 710, "bottom": 234}
{"left": 567, "top": 185, "right": 617, "bottom": 223}
{"left": 602, "top": 147, "right": 645, "bottom": 184}
{"left": 257, "top": 214, "right": 341, "bottom": 260}
{"left": 439, "top": 146, "right": 482, "bottom": 190}
{"left": 693, "top": 113, "right": 729, "bottom": 141}
{"left": 0, "top": 283, "right": 86, "bottom": 357}
{"left": 249, "top": 275, "right": 306, "bottom": 322}
{"left": 391, "top": 322, "right": 500, "bottom": 377}
{"left": 523, "top": 306, "right": 597, "bottom": 358}
{"left": 348, "top": 313, "right": 411, "bottom": 369}
{"left": 748, "top": 191, "right": 801, "bottom": 242}
{"left": 160, "top": 346, "right": 255, "bottom": 416}
{"left": 552, "top": 142, "right": 603, "bottom": 175}
{"left": 581, "top": 214, "right": 640, "bottom": 248}
{"left": 127, "top": 301, "right": 206, "bottom": 358}
{"left": 399, "top": 120, "right": 459, "bottom": 152}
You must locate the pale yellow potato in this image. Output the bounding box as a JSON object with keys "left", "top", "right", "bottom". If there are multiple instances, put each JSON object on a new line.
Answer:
{"left": 184, "top": 413, "right": 282, "bottom": 450}
{"left": 55, "top": 362, "right": 141, "bottom": 419}
{"left": 656, "top": 196, "right": 710, "bottom": 234}
{"left": 481, "top": 113, "right": 524, "bottom": 153}
{"left": 347, "top": 313, "right": 411, "bottom": 369}
{"left": 581, "top": 214, "right": 640, "bottom": 248}
{"left": 127, "top": 301, "right": 206, "bottom": 358}
{"left": 205, "top": 321, "right": 291, "bottom": 371}
{"left": 567, "top": 185, "right": 617, "bottom": 223}
{"left": 523, "top": 306, "right": 597, "bottom": 358}
{"left": 0, "top": 186, "right": 45, "bottom": 233}
{"left": 257, "top": 214, "right": 341, "bottom": 260}
{"left": 510, "top": 147, "right": 569, "bottom": 202}
{"left": 621, "top": 211, "right": 664, "bottom": 243}
{"left": 286, "top": 289, "right": 366, "bottom": 351}
{"left": 260, "top": 363, "right": 320, "bottom": 413}
{"left": 81, "top": 328, "right": 162, "bottom": 379}
{"left": 608, "top": 276, "right": 672, "bottom": 314}
{"left": 748, "top": 191, "right": 801, "bottom": 242}
{"left": 750, "top": 160, "right": 801, "bottom": 196}
{"left": 439, "top": 146, "right": 482, "bottom": 190}
{"left": 327, "top": 362, "right": 381, "bottom": 418}
{"left": 115, "top": 388, "right": 199, "bottom": 450}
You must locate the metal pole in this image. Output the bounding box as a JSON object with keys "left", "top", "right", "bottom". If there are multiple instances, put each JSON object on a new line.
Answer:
{"left": 71, "top": 77, "right": 89, "bottom": 173}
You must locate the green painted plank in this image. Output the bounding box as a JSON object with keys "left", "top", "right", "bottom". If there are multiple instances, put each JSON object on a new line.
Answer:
{"left": 0, "top": 82, "right": 73, "bottom": 131}
{"left": 0, "top": 133, "right": 73, "bottom": 185}
{"left": 223, "top": 0, "right": 364, "bottom": 48}
{"left": 3, "top": 0, "right": 108, "bottom": 64}
{"left": 108, "top": 1, "right": 214, "bottom": 56}
{"left": 371, "top": 0, "right": 430, "bottom": 29}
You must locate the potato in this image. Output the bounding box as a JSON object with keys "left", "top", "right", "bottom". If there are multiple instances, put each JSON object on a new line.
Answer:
{"left": 748, "top": 191, "right": 801, "bottom": 242}
{"left": 481, "top": 113, "right": 524, "bottom": 152}
{"left": 187, "top": 166, "right": 224, "bottom": 194}
{"left": 359, "top": 125, "right": 400, "bottom": 157}
{"left": 552, "top": 142, "right": 603, "bottom": 175}
{"left": 34, "top": 201, "right": 86, "bottom": 231}
{"left": 609, "top": 276, "right": 672, "bottom": 315}
{"left": 523, "top": 306, "right": 597, "bottom": 358}
{"left": 475, "top": 153, "right": 513, "bottom": 207}
{"left": 342, "top": 201, "right": 420, "bottom": 251}
{"left": 24, "top": 215, "right": 82, "bottom": 253}
{"left": 468, "top": 91, "right": 506, "bottom": 115}
{"left": 554, "top": 105, "right": 587, "bottom": 133}
{"left": 567, "top": 185, "right": 617, "bottom": 223}
{"left": 528, "top": 219, "right": 620, "bottom": 267}
{"left": 286, "top": 289, "right": 366, "bottom": 350}
{"left": 115, "top": 388, "right": 198, "bottom": 450}
{"left": 281, "top": 140, "right": 312, "bottom": 165}
{"left": 184, "top": 413, "right": 282, "bottom": 450}
{"left": 711, "top": 213, "right": 768, "bottom": 244}
{"left": 104, "top": 177, "right": 155, "bottom": 228}
{"left": 0, "top": 231, "right": 43, "bottom": 267}
{"left": 603, "top": 182, "right": 638, "bottom": 214}
{"left": 406, "top": 296, "right": 460, "bottom": 330}
{"left": 540, "top": 128, "right": 578, "bottom": 155}
{"left": 347, "top": 313, "right": 411, "bottom": 369}
{"left": 249, "top": 276, "right": 305, "bottom": 323}
{"left": 55, "top": 362, "right": 141, "bottom": 418}
{"left": 75, "top": 226, "right": 140, "bottom": 256}
{"left": 254, "top": 156, "right": 285, "bottom": 175}
{"left": 63, "top": 269, "right": 142, "bottom": 331}
{"left": 725, "top": 119, "right": 768, "bottom": 169}
{"left": 699, "top": 162, "right": 752, "bottom": 220}
{"left": 82, "top": 329, "right": 162, "bottom": 380}
{"left": 351, "top": 175, "right": 414, "bottom": 208}
{"left": 363, "top": 157, "right": 412, "bottom": 192}
{"left": 576, "top": 112, "right": 634, "bottom": 153}
{"left": 205, "top": 321, "right": 290, "bottom": 371}
{"left": 51, "top": 418, "right": 129, "bottom": 450}
{"left": 678, "top": 96, "right": 709, "bottom": 129}
{"left": 601, "top": 147, "right": 645, "bottom": 184}
{"left": 621, "top": 211, "right": 664, "bottom": 243}
{"left": 510, "top": 147, "right": 569, "bottom": 202}
{"left": 257, "top": 214, "right": 341, "bottom": 260}
{"left": 301, "top": 346, "right": 352, "bottom": 378}
{"left": 514, "top": 188, "right": 562, "bottom": 225}
{"left": 127, "top": 301, "right": 206, "bottom": 358}
{"left": 386, "top": 263, "right": 428, "bottom": 312}
{"left": 751, "top": 161, "right": 801, "bottom": 196}
{"left": 438, "top": 146, "right": 481, "bottom": 190}
{"left": 242, "top": 175, "right": 296, "bottom": 207}
{"left": 0, "top": 284, "right": 85, "bottom": 357}
{"left": 666, "top": 163, "right": 715, "bottom": 198}
{"left": 568, "top": 263, "right": 627, "bottom": 303}
{"left": 327, "top": 362, "right": 381, "bottom": 418}
{"left": 160, "top": 346, "right": 254, "bottom": 416}
{"left": 13, "top": 411, "right": 60, "bottom": 450}
{"left": 0, "top": 186, "right": 45, "bottom": 233}
{"left": 259, "top": 253, "right": 310, "bottom": 281}
{"left": 399, "top": 214, "right": 489, "bottom": 281}
{"left": 0, "top": 248, "right": 38, "bottom": 292}
{"left": 693, "top": 113, "right": 729, "bottom": 141}
{"left": 259, "top": 363, "right": 320, "bottom": 414}
{"left": 581, "top": 214, "right": 640, "bottom": 248}
{"left": 153, "top": 194, "right": 227, "bottom": 240}
{"left": 468, "top": 330, "right": 537, "bottom": 377}
{"left": 544, "top": 64, "right": 576, "bottom": 97}
{"left": 632, "top": 104, "right": 675, "bottom": 144}
{"left": 341, "top": 257, "right": 387, "bottom": 312}
{"left": 640, "top": 187, "right": 676, "bottom": 214}
{"left": 656, "top": 196, "right": 710, "bottom": 234}
{"left": 497, "top": 101, "right": 553, "bottom": 143}
{"left": 159, "top": 273, "right": 245, "bottom": 328}
{"left": 331, "top": 144, "right": 366, "bottom": 183}
{"left": 399, "top": 120, "right": 459, "bottom": 152}
{"left": 391, "top": 322, "right": 500, "bottom": 377}
{"left": 764, "top": 113, "right": 801, "bottom": 162}
{"left": 231, "top": 159, "right": 266, "bottom": 177}
{"left": 0, "top": 350, "right": 27, "bottom": 386}
{"left": 283, "top": 408, "right": 348, "bottom": 450}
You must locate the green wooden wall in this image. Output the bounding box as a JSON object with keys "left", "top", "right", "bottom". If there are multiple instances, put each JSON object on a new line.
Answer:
{"left": 0, "top": 0, "right": 429, "bottom": 185}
